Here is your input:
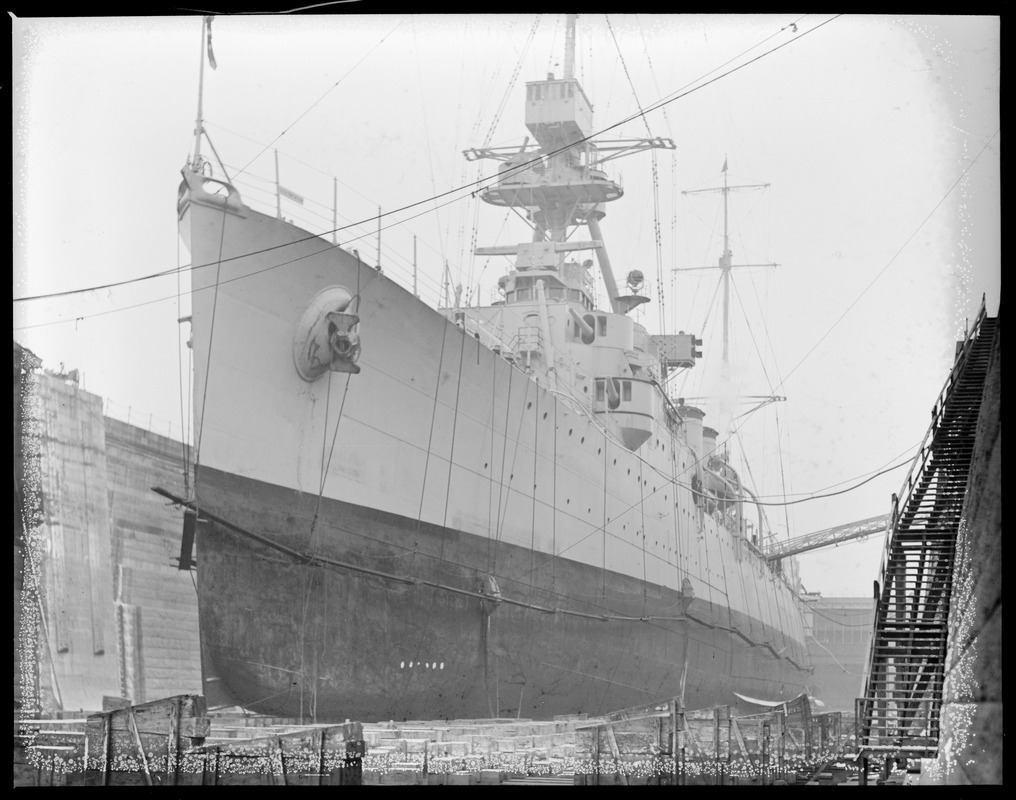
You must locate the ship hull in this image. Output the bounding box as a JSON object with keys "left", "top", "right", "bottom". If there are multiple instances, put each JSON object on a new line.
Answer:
{"left": 196, "top": 465, "right": 810, "bottom": 721}
{"left": 179, "top": 176, "right": 812, "bottom": 721}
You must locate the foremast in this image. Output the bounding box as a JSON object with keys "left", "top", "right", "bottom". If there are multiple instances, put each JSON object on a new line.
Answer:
{"left": 464, "top": 14, "right": 675, "bottom": 317}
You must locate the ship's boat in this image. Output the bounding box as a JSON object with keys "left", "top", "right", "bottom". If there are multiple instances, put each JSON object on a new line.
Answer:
{"left": 174, "top": 15, "right": 812, "bottom": 721}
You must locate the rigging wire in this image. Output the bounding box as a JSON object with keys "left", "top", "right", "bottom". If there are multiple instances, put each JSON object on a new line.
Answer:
{"left": 25, "top": 17, "right": 934, "bottom": 699}
{"left": 493, "top": 378, "right": 533, "bottom": 567}
{"left": 465, "top": 15, "right": 541, "bottom": 301}
{"left": 191, "top": 197, "right": 229, "bottom": 479}
{"left": 164, "top": 450, "right": 806, "bottom": 669}
{"left": 809, "top": 605, "right": 875, "bottom": 627}
{"left": 807, "top": 635, "right": 863, "bottom": 677}
{"left": 232, "top": 18, "right": 406, "bottom": 179}
{"left": 411, "top": 20, "right": 447, "bottom": 275}
{"left": 209, "top": 123, "right": 454, "bottom": 267}
{"left": 511, "top": 406, "right": 914, "bottom": 590}
{"left": 753, "top": 439, "right": 920, "bottom": 499}
{"left": 408, "top": 327, "right": 470, "bottom": 711}
{"left": 606, "top": 15, "right": 669, "bottom": 337}
{"left": 175, "top": 231, "right": 190, "bottom": 497}
{"left": 771, "top": 127, "right": 1000, "bottom": 394}
{"left": 743, "top": 456, "right": 912, "bottom": 507}
{"left": 635, "top": 14, "right": 680, "bottom": 337}
{"left": 16, "top": 15, "right": 842, "bottom": 309}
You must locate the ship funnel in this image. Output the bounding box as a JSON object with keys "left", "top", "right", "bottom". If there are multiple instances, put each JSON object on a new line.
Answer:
{"left": 702, "top": 426, "right": 719, "bottom": 458}
{"left": 679, "top": 404, "right": 705, "bottom": 462}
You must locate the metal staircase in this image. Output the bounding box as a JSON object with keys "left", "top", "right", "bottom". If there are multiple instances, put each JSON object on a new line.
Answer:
{"left": 856, "top": 300, "right": 996, "bottom": 768}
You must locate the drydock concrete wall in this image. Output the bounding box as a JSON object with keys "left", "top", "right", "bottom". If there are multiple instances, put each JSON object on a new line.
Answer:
{"left": 33, "top": 376, "right": 121, "bottom": 711}
{"left": 20, "top": 370, "right": 200, "bottom": 714}
{"left": 104, "top": 417, "right": 200, "bottom": 704}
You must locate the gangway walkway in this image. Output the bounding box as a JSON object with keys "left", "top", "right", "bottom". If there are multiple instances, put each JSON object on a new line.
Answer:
{"left": 856, "top": 299, "right": 996, "bottom": 775}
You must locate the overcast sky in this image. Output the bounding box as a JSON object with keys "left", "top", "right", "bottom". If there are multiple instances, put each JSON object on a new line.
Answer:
{"left": 13, "top": 14, "right": 999, "bottom": 597}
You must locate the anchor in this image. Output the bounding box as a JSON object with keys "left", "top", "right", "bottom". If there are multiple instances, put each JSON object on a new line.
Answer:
{"left": 293, "top": 286, "right": 363, "bottom": 380}
{"left": 326, "top": 311, "right": 361, "bottom": 374}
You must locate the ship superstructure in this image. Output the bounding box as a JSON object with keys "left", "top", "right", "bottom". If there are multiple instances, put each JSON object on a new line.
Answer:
{"left": 172, "top": 15, "right": 812, "bottom": 722}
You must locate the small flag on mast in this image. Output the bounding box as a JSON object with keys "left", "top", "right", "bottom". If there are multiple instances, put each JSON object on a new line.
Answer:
{"left": 205, "top": 16, "right": 217, "bottom": 70}
{"left": 721, "top": 157, "right": 728, "bottom": 173}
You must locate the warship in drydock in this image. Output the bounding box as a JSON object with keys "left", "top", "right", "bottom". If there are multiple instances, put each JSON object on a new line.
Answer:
{"left": 172, "top": 16, "right": 812, "bottom": 722}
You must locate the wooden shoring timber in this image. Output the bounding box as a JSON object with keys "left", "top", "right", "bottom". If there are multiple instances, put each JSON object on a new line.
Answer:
{"left": 85, "top": 693, "right": 209, "bottom": 775}
{"left": 315, "top": 728, "right": 326, "bottom": 787}
{"left": 187, "top": 720, "right": 362, "bottom": 755}
{"left": 581, "top": 701, "right": 677, "bottom": 762}
{"left": 603, "top": 725, "right": 629, "bottom": 787}
{"left": 101, "top": 714, "right": 111, "bottom": 786}
{"left": 167, "top": 696, "right": 180, "bottom": 785}
{"left": 679, "top": 706, "right": 732, "bottom": 761}
{"left": 730, "top": 717, "right": 761, "bottom": 777}
{"left": 185, "top": 720, "right": 363, "bottom": 784}
{"left": 272, "top": 737, "right": 287, "bottom": 787}
{"left": 685, "top": 717, "right": 722, "bottom": 758}
{"left": 601, "top": 697, "right": 678, "bottom": 724}
{"left": 126, "top": 706, "right": 154, "bottom": 787}
{"left": 713, "top": 706, "right": 731, "bottom": 762}
{"left": 731, "top": 717, "right": 750, "bottom": 757}
{"left": 680, "top": 720, "right": 708, "bottom": 757}
{"left": 814, "top": 712, "right": 841, "bottom": 750}
{"left": 779, "top": 693, "right": 812, "bottom": 723}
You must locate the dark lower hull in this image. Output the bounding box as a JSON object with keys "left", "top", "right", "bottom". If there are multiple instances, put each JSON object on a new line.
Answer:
{"left": 195, "top": 466, "right": 811, "bottom": 722}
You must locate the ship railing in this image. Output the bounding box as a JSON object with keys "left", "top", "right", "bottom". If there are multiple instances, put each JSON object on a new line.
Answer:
{"left": 513, "top": 325, "right": 543, "bottom": 354}
{"left": 186, "top": 151, "right": 452, "bottom": 311}
{"left": 558, "top": 262, "right": 597, "bottom": 297}
{"left": 456, "top": 313, "right": 515, "bottom": 358}
{"left": 190, "top": 155, "right": 344, "bottom": 241}
{"left": 496, "top": 160, "right": 624, "bottom": 193}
